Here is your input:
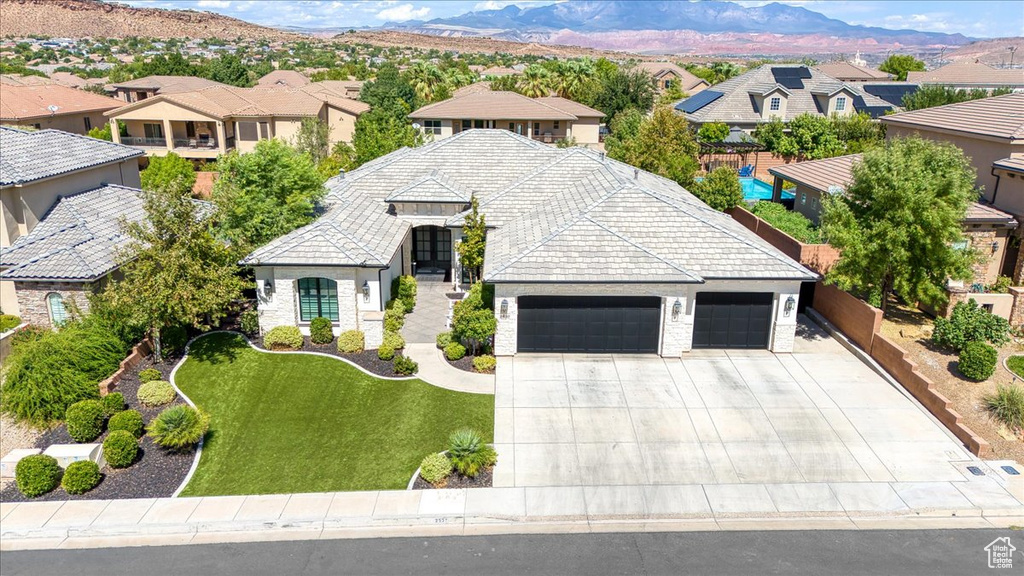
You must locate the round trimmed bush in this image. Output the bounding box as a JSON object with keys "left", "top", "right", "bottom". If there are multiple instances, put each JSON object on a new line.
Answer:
{"left": 103, "top": 430, "right": 139, "bottom": 468}
{"left": 263, "top": 325, "right": 303, "bottom": 350}
{"left": 239, "top": 309, "right": 260, "bottom": 335}
{"left": 383, "top": 330, "right": 405, "bottom": 350}
{"left": 472, "top": 355, "right": 496, "bottom": 373}
{"left": 337, "top": 330, "right": 364, "bottom": 353}
{"left": 309, "top": 317, "right": 334, "bottom": 344}
{"left": 378, "top": 343, "right": 396, "bottom": 361}
{"left": 419, "top": 452, "right": 453, "bottom": 485}
{"left": 148, "top": 405, "right": 209, "bottom": 451}
{"left": 62, "top": 461, "right": 101, "bottom": 495}
{"left": 394, "top": 355, "right": 419, "bottom": 375}
{"left": 138, "top": 368, "right": 163, "bottom": 383}
{"left": 445, "top": 342, "right": 466, "bottom": 361}
{"left": 66, "top": 399, "right": 106, "bottom": 443}
{"left": 15, "top": 454, "right": 62, "bottom": 497}
{"left": 162, "top": 325, "right": 188, "bottom": 355}
{"left": 384, "top": 299, "right": 406, "bottom": 332}
{"left": 108, "top": 409, "right": 145, "bottom": 438}
{"left": 102, "top": 392, "right": 125, "bottom": 415}
{"left": 436, "top": 331, "right": 452, "bottom": 350}
{"left": 959, "top": 341, "right": 998, "bottom": 381}
{"left": 137, "top": 380, "right": 175, "bottom": 407}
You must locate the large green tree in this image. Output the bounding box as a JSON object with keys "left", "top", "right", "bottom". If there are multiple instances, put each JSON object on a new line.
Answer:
{"left": 140, "top": 152, "right": 196, "bottom": 197}
{"left": 754, "top": 112, "right": 883, "bottom": 159}
{"left": 902, "top": 85, "right": 1014, "bottom": 111}
{"left": 212, "top": 139, "right": 326, "bottom": 249}
{"left": 878, "top": 54, "right": 926, "bottom": 81}
{"left": 585, "top": 66, "right": 656, "bottom": 121}
{"left": 352, "top": 109, "right": 426, "bottom": 166}
{"left": 821, "top": 137, "right": 977, "bottom": 313}
{"left": 294, "top": 117, "right": 331, "bottom": 165}
{"left": 606, "top": 106, "right": 699, "bottom": 187}
{"left": 691, "top": 166, "right": 743, "bottom": 212}
{"left": 103, "top": 185, "right": 246, "bottom": 361}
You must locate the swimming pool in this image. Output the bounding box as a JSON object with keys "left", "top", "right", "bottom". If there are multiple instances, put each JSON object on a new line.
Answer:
{"left": 740, "top": 177, "right": 794, "bottom": 201}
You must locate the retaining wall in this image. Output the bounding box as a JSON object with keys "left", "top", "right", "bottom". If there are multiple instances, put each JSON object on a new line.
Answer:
{"left": 98, "top": 338, "right": 153, "bottom": 395}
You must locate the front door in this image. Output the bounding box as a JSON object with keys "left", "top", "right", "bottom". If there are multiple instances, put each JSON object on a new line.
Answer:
{"left": 413, "top": 226, "right": 452, "bottom": 276}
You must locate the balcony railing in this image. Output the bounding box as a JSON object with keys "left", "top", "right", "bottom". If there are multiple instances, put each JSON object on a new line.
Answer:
{"left": 122, "top": 136, "right": 234, "bottom": 151}
{"left": 122, "top": 136, "right": 167, "bottom": 148}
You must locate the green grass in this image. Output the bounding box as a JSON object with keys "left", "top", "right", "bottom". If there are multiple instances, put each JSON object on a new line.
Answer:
{"left": 175, "top": 333, "right": 494, "bottom": 496}
{"left": 1007, "top": 356, "right": 1024, "bottom": 379}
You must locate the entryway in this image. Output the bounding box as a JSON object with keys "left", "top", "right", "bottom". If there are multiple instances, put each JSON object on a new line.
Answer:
{"left": 412, "top": 226, "right": 451, "bottom": 280}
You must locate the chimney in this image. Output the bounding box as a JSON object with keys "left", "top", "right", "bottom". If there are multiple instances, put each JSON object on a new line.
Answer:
{"left": 633, "top": 168, "right": 639, "bottom": 180}
{"left": 338, "top": 169, "right": 345, "bottom": 179}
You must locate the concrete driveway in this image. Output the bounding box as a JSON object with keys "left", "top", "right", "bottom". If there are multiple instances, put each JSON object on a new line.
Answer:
{"left": 492, "top": 319, "right": 970, "bottom": 489}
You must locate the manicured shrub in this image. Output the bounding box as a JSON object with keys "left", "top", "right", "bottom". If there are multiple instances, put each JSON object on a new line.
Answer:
{"left": 65, "top": 399, "right": 106, "bottom": 443}
{"left": 445, "top": 342, "right": 466, "bottom": 361}
{"left": 309, "top": 317, "right": 334, "bottom": 344}
{"left": 377, "top": 343, "right": 396, "bottom": 361}
{"left": 959, "top": 341, "right": 998, "bottom": 381}
{"left": 337, "top": 330, "right": 365, "bottom": 353}
{"left": 138, "top": 368, "right": 163, "bottom": 383}
{"left": 108, "top": 409, "right": 145, "bottom": 438}
{"left": 103, "top": 429, "right": 139, "bottom": 468}
{"left": 394, "top": 355, "right": 419, "bottom": 375}
{"left": 102, "top": 392, "right": 125, "bottom": 415}
{"left": 436, "top": 331, "right": 452, "bottom": 349}
{"left": 750, "top": 201, "right": 823, "bottom": 243}
{"left": 162, "top": 325, "right": 189, "bottom": 355}
{"left": 987, "top": 385, "right": 1024, "bottom": 431}
{"left": 384, "top": 299, "right": 406, "bottom": 332}
{"left": 263, "top": 325, "right": 303, "bottom": 350}
{"left": 451, "top": 283, "right": 496, "bottom": 355}
{"left": 15, "top": 454, "right": 62, "bottom": 497}
{"left": 0, "top": 313, "right": 21, "bottom": 333}
{"left": 0, "top": 320, "right": 126, "bottom": 424}
{"left": 148, "top": 405, "right": 209, "bottom": 451}
{"left": 447, "top": 428, "right": 496, "bottom": 478}
{"left": 138, "top": 380, "right": 176, "bottom": 407}
{"left": 383, "top": 330, "right": 405, "bottom": 350}
{"left": 472, "top": 355, "right": 496, "bottom": 373}
{"left": 62, "top": 460, "right": 101, "bottom": 495}
{"left": 238, "top": 309, "right": 260, "bottom": 335}
{"left": 391, "top": 275, "right": 417, "bottom": 312}
{"left": 419, "top": 452, "right": 452, "bottom": 485}
{"left": 933, "top": 299, "right": 1011, "bottom": 351}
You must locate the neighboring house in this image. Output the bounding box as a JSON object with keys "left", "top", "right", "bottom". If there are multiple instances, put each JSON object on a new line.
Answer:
{"left": 0, "top": 84, "right": 123, "bottom": 134}
{"left": 49, "top": 72, "right": 108, "bottom": 90}
{"left": 242, "top": 130, "right": 814, "bottom": 356}
{"left": 453, "top": 81, "right": 492, "bottom": 98}
{"left": 637, "top": 61, "right": 709, "bottom": 94}
{"left": 0, "top": 74, "right": 54, "bottom": 86}
{"left": 907, "top": 62, "right": 1024, "bottom": 91}
{"left": 768, "top": 154, "right": 1018, "bottom": 287}
{"left": 408, "top": 91, "right": 605, "bottom": 145}
{"left": 675, "top": 65, "right": 905, "bottom": 132}
{"left": 300, "top": 79, "right": 365, "bottom": 99}
{"left": 0, "top": 127, "right": 143, "bottom": 318}
{"left": 108, "top": 75, "right": 228, "bottom": 103}
{"left": 104, "top": 85, "right": 370, "bottom": 160}
{"left": 256, "top": 70, "right": 310, "bottom": 88}
{"left": 812, "top": 61, "right": 894, "bottom": 83}
{"left": 480, "top": 66, "right": 520, "bottom": 78}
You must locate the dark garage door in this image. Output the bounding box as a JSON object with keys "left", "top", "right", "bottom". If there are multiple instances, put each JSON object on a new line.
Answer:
{"left": 517, "top": 296, "right": 661, "bottom": 353}
{"left": 692, "top": 292, "right": 773, "bottom": 349}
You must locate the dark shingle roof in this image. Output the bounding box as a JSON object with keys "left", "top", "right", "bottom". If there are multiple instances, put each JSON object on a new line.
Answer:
{"left": 0, "top": 127, "right": 143, "bottom": 187}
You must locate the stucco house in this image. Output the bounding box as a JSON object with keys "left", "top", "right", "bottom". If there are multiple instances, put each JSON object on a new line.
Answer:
{"left": 242, "top": 130, "right": 815, "bottom": 355}
{"left": 812, "top": 61, "right": 894, "bottom": 83}
{"left": 0, "top": 84, "right": 123, "bottom": 134}
{"left": 408, "top": 91, "right": 605, "bottom": 145}
{"left": 636, "top": 62, "right": 709, "bottom": 94}
{"left": 906, "top": 61, "right": 1024, "bottom": 91}
{"left": 108, "top": 75, "right": 228, "bottom": 103}
{"left": 0, "top": 126, "right": 144, "bottom": 322}
{"left": 675, "top": 65, "right": 905, "bottom": 133}
{"left": 256, "top": 70, "right": 310, "bottom": 89}
{"left": 104, "top": 84, "right": 370, "bottom": 161}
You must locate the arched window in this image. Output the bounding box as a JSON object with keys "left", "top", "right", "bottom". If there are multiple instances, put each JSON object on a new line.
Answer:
{"left": 46, "top": 292, "right": 68, "bottom": 325}
{"left": 297, "top": 278, "right": 339, "bottom": 322}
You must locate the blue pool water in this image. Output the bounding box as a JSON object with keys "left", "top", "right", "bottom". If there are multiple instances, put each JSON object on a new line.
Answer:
{"left": 740, "top": 177, "right": 794, "bottom": 201}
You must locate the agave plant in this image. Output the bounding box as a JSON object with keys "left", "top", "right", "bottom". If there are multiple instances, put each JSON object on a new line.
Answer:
{"left": 148, "top": 405, "right": 209, "bottom": 451}
{"left": 446, "top": 428, "right": 496, "bottom": 478}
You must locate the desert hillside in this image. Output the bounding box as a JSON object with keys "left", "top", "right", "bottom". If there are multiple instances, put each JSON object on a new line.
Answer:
{"left": 0, "top": 0, "right": 298, "bottom": 41}
{"left": 946, "top": 37, "right": 1024, "bottom": 66}
{"left": 333, "top": 29, "right": 644, "bottom": 59}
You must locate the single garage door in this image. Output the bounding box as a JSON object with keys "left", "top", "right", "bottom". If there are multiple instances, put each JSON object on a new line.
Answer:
{"left": 692, "top": 292, "right": 773, "bottom": 349}
{"left": 517, "top": 296, "right": 660, "bottom": 353}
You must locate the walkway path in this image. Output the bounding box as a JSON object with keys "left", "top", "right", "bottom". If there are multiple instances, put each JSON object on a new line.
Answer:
{"left": 402, "top": 277, "right": 451, "bottom": 344}
{"left": 404, "top": 343, "right": 494, "bottom": 394}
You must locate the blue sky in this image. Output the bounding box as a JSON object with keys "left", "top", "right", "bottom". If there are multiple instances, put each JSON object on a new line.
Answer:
{"left": 121, "top": 1, "right": 1024, "bottom": 38}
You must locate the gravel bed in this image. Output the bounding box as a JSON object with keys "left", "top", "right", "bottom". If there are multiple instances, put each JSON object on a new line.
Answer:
{"left": 0, "top": 355, "right": 194, "bottom": 503}
{"left": 412, "top": 466, "right": 493, "bottom": 490}
{"left": 254, "top": 334, "right": 408, "bottom": 378}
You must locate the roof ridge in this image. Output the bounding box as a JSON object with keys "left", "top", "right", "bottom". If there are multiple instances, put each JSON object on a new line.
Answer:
{"left": 522, "top": 94, "right": 580, "bottom": 119}
{"left": 581, "top": 216, "right": 701, "bottom": 280}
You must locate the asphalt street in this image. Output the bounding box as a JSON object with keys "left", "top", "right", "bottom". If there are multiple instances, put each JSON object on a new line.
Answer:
{"left": 2, "top": 529, "right": 1017, "bottom": 575}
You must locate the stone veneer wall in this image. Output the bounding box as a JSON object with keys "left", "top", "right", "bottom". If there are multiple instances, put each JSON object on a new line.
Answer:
{"left": 14, "top": 281, "right": 92, "bottom": 327}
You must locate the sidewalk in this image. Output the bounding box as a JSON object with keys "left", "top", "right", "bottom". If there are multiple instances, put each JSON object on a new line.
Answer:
{"left": 405, "top": 343, "right": 494, "bottom": 394}
{"left": 4, "top": 478, "right": 1024, "bottom": 551}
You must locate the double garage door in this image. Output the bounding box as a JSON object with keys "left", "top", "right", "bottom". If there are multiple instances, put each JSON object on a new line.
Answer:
{"left": 517, "top": 292, "right": 774, "bottom": 353}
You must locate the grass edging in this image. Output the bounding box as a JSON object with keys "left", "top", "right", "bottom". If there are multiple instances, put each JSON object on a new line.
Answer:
{"left": 1004, "top": 355, "right": 1024, "bottom": 380}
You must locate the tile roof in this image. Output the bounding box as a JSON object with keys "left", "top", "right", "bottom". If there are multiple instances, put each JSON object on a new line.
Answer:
{"left": 453, "top": 81, "right": 492, "bottom": 98}
{"left": 0, "top": 74, "right": 55, "bottom": 86}
{"left": 409, "top": 91, "right": 603, "bottom": 121}
{"left": 812, "top": 62, "right": 893, "bottom": 82}
{"left": 105, "top": 85, "right": 369, "bottom": 120}
{"left": 256, "top": 70, "right": 310, "bottom": 88}
{"left": 994, "top": 157, "right": 1024, "bottom": 174}
{"left": 480, "top": 67, "right": 519, "bottom": 77}
{"left": 109, "top": 75, "right": 227, "bottom": 93}
{"left": 243, "top": 130, "right": 815, "bottom": 284}
{"left": 880, "top": 93, "right": 1024, "bottom": 142}
{"left": 0, "top": 84, "right": 121, "bottom": 121}
{"left": 636, "top": 62, "right": 709, "bottom": 91}
{"left": 0, "top": 127, "right": 143, "bottom": 186}
{"left": 385, "top": 170, "right": 472, "bottom": 203}
{"left": 676, "top": 65, "right": 896, "bottom": 125}
{"left": 965, "top": 202, "right": 1017, "bottom": 225}
{"left": 906, "top": 62, "right": 1024, "bottom": 87}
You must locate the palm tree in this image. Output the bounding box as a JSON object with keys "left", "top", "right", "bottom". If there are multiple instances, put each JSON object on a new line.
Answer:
{"left": 709, "top": 62, "right": 741, "bottom": 84}
{"left": 407, "top": 61, "right": 445, "bottom": 102}
{"left": 553, "top": 59, "right": 595, "bottom": 100}
{"left": 444, "top": 68, "right": 477, "bottom": 90}
{"left": 518, "top": 64, "right": 552, "bottom": 98}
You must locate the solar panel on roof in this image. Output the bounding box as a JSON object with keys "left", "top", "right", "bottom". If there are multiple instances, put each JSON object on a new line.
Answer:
{"left": 771, "top": 67, "right": 810, "bottom": 90}
{"left": 675, "top": 90, "right": 723, "bottom": 114}
{"left": 862, "top": 84, "right": 918, "bottom": 106}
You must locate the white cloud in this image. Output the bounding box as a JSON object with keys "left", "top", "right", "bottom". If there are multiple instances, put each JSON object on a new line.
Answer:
{"left": 197, "top": 0, "right": 232, "bottom": 7}
{"left": 375, "top": 3, "right": 429, "bottom": 21}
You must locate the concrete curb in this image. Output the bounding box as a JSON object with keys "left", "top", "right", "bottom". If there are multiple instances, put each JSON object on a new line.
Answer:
{"left": 168, "top": 332, "right": 210, "bottom": 498}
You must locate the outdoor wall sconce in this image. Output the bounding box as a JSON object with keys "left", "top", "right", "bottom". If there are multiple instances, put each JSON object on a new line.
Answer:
{"left": 672, "top": 299, "right": 682, "bottom": 321}
{"left": 993, "top": 241, "right": 1000, "bottom": 253}
{"left": 263, "top": 279, "right": 274, "bottom": 296}
{"left": 784, "top": 295, "right": 796, "bottom": 317}
{"left": 500, "top": 299, "right": 509, "bottom": 319}
{"left": 362, "top": 281, "right": 371, "bottom": 302}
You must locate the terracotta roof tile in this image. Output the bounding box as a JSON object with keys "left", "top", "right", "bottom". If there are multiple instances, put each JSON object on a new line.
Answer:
{"left": 0, "top": 84, "right": 121, "bottom": 121}
{"left": 409, "top": 91, "right": 602, "bottom": 121}
{"left": 880, "top": 92, "right": 1024, "bottom": 142}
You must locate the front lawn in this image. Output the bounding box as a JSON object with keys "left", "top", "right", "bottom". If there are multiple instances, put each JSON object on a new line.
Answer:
{"left": 175, "top": 333, "right": 494, "bottom": 496}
